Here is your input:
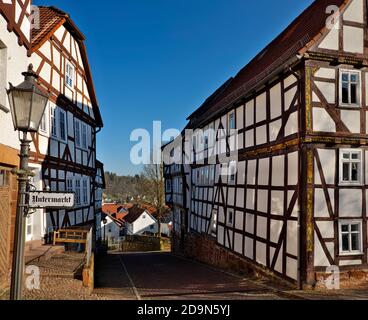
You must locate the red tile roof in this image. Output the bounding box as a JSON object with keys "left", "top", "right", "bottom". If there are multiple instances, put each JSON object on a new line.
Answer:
{"left": 188, "top": 0, "right": 348, "bottom": 127}
{"left": 102, "top": 204, "right": 127, "bottom": 215}
{"left": 124, "top": 205, "right": 148, "bottom": 224}
{"left": 31, "top": 6, "right": 85, "bottom": 50}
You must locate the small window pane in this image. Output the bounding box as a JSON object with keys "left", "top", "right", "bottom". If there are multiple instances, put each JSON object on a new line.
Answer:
{"left": 351, "top": 153, "right": 359, "bottom": 160}
{"left": 350, "top": 74, "right": 358, "bottom": 83}
{"left": 351, "top": 233, "right": 360, "bottom": 251}
{"left": 342, "top": 73, "right": 349, "bottom": 82}
{"left": 351, "top": 224, "right": 360, "bottom": 232}
{"left": 341, "top": 225, "right": 349, "bottom": 232}
{"left": 342, "top": 83, "right": 349, "bottom": 104}
{"left": 0, "top": 170, "right": 7, "bottom": 187}
{"left": 351, "top": 84, "right": 357, "bottom": 104}
{"left": 342, "top": 153, "right": 350, "bottom": 159}
{"left": 342, "top": 163, "right": 350, "bottom": 181}
{"left": 229, "top": 113, "right": 235, "bottom": 130}
{"left": 342, "top": 233, "right": 350, "bottom": 251}
{"left": 351, "top": 163, "right": 359, "bottom": 182}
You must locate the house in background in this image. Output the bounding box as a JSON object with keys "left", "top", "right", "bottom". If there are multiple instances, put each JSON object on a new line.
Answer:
{"left": 124, "top": 206, "right": 158, "bottom": 236}
{"left": 101, "top": 203, "right": 128, "bottom": 242}
{"left": 163, "top": 0, "right": 368, "bottom": 289}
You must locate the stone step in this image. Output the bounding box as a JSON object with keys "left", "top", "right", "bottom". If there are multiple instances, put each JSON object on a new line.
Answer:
{"left": 24, "top": 240, "right": 43, "bottom": 252}
{"left": 25, "top": 245, "right": 65, "bottom": 264}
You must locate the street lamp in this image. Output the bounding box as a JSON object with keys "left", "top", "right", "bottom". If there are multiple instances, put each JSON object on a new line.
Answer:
{"left": 7, "top": 64, "right": 49, "bottom": 300}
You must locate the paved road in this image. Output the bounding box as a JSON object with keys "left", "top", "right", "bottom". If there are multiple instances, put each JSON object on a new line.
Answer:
{"left": 93, "top": 252, "right": 293, "bottom": 300}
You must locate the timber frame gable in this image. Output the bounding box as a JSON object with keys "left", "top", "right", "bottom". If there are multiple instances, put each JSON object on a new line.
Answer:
{"left": 30, "top": 6, "right": 102, "bottom": 128}
{"left": 0, "top": 0, "right": 31, "bottom": 49}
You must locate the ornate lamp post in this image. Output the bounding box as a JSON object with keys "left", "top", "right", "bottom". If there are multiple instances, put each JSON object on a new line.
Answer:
{"left": 6, "top": 64, "right": 49, "bottom": 300}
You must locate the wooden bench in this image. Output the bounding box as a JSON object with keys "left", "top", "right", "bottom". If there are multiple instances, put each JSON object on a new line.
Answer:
{"left": 53, "top": 229, "right": 89, "bottom": 249}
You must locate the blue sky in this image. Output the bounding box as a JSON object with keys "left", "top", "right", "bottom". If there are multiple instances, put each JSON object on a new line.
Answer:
{"left": 34, "top": 0, "right": 313, "bottom": 176}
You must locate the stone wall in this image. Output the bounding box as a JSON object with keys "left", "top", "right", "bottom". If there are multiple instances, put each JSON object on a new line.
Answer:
{"left": 177, "top": 232, "right": 295, "bottom": 287}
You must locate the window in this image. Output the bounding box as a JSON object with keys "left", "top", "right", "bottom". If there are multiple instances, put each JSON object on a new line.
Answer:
{"left": 209, "top": 165, "right": 215, "bottom": 184}
{"left": 340, "top": 149, "right": 362, "bottom": 185}
{"left": 82, "top": 123, "right": 87, "bottom": 149}
{"left": 75, "top": 120, "right": 81, "bottom": 147}
{"left": 204, "top": 132, "right": 209, "bottom": 150}
{"left": 0, "top": 170, "right": 9, "bottom": 187}
{"left": 166, "top": 180, "right": 172, "bottom": 192}
{"left": 170, "top": 148, "right": 175, "bottom": 158}
{"left": 210, "top": 209, "right": 218, "bottom": 236}
{"left": 66, "top": 179, "right": 73, "bottom": 192}
{"left": 228, "top": 111, "right": 235, "bottom": 131}
{"left": 59, "top": 109, "right": 66, "bottom": 141}
{"left": 340, "top": 70, "right": 360, "bottom": 106}
{"left": 227, "top": 210, "right": 234, "bottom": 225}
{"left": 82, "top": 179, "right": 88, "bottom": 204}
{"left": 204, "top": 167, "right": 209, "bottom": 185}
{"left": 229, "top": 161, "right": 237, "bottom": 183}
{"left": 40, "top": 109, "right": 47, "bottom": 133}
{"left": 75, "top": 180, "right": 81, "bottom": 205}
{"left": 66, "top": 62, "right": 74, "bottom": 89}
{"left": 51, "top": 106, "right": 57, "bottom": 137}
{"left": 26, "top": 216, "right": 32, "bottom": 236}
{"left": 339, "top": 221, "right": 362, "bottom": 255}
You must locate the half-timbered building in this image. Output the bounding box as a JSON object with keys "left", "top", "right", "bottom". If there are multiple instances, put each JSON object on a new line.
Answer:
{"left": 0, "top": 2, "right": 104, "bottom": 288}
{"left": 163, "top": 0, "right": 368, "bottom": 288}
{"left": 0, "top": 0, "right": 32, "bottom": 289}
{"left": 28, "top": 6, "right": 104, "bottom": 241}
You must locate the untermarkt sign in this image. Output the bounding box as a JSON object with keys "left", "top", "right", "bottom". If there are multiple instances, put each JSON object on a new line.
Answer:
{"left": 28, "top": 192, "right": 75, "bottom": 209}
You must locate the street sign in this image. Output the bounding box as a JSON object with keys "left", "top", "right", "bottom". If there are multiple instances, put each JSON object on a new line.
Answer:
{"left": 28, "top": 192, "right": 75, "bottom": 209}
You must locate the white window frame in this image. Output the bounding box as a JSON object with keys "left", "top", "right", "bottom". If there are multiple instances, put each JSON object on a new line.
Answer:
{"left": 339, "top": 149, "right": 363, "bottom": 186}
{"left": 209, "top": 209, "right": 218, "bottom": 236}
{"left": 166, "top": 180, "right": 172, "bottom": 193}
{"left": 82, "top": 179, "right": 88, "bottom": 205}
{"left": 339, "top": 220, "right": 363, "bottom": 256}
{"left": 227, "top": 209, "right": 234, "bottom": 226}
{"left": 50, "top": 106, "right": 57, "bottom": 137}
{"left": 66, "top": 178, "right": 73, "bottom": 192}
{"left": 58, "top": 109, "right": 67, "bottom": 142}
{"left": 75, "top": 119, "right": 81, "bottom": 147}
{"left": 65, "top": 61, "right": 74, "bottom": 89}
{"left": 75, "top": 179, "right": 81, "bottom": 206}
{"left": 228, "top": 110, "right": 236, "bottom": 132}
{"left": 39, "top": 103, "right": 48, "bottom": 134}
{"left": 229, "top": 161, "right": 237, "bottom": 184}
{"left": 81, "top": 123, "right": 87, "bottom": 149}
{"left": 339, "top": 69, "right": 361, "bottom": 108}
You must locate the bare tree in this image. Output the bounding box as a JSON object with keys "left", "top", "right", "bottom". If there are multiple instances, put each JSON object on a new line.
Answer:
{"left": 141, "top": 163, "right": 165, "bottom": 238}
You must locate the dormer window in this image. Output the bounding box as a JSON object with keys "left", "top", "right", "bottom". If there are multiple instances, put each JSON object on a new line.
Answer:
{"left": 66, "top": 62, "right": 74, "bottom": 89}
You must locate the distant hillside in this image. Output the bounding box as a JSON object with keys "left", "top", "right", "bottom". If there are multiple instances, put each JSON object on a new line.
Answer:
{"left": 104, "top": 171, "right": 154, "bottom": 203}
